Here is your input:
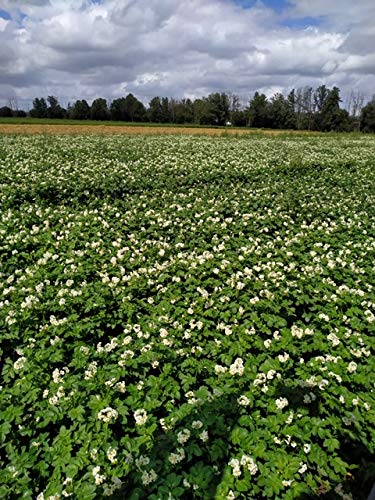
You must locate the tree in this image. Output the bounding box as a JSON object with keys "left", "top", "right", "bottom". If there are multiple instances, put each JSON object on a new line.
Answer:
{"left": 314, "top": 85, "right": 330, "bottom": 112}
{"left": 227, "top": 93, "right": 246, "bottom": 126}
{"left": 110, "top": 98, "right": 127, "bottom": 121}
{"left": 0, "top": 106, "right": 13, "bottom": 117}
{"left": 123, "top": 94, "right": 146, "bottom": 122}
{"left": 70, "top": 100, "right": 90, "bottom": 120}
{"left": 90, "top": 98, "right": 109, "bottom": 120}
{"left": 148, "top": 97, "right": 163, "bottom": 123}
{"left": 160, "top": 97, "right": 170, "bottom": 123}
{"left": 110, "top": 94, "right": 146, "bottom": 121}
{"left": 320, "top": 87, "right": 349, "bottom": 131}
{"left": 300, "top": 87, "right": 314, "bottom": 130}
{"left": 268, "top": 93, "right": 296, "bottom": 130}
{"left": 207, "top": 93, "right": 230, "bottom": 126}
{"left": 346, "top": 90, "right": 365, "bottom": 131}
{"left": 30, "top": 97, "right": 48, "bottom": 118}
{"left": 286, "top": 89, "right": 297, "bottom": 129}
{"left": 247, "top": 92, "right": 270, "bottom": 128}
{"left": 360, "top": 97, "right": 375, "bottom": 133}
{"left": 173, "top": 98, "right": 194, "bottom": 124}
{"left": 13, "top": 110, "right": 27, "bottom": 117}
{"left": 231, "top": 109, "right": 247, "bottom": 126}
{"left": 193, "top": 98, "right": 213, "bottom": 125}
{"left": 46, "top": 96, "right": 65, "bottom": 119}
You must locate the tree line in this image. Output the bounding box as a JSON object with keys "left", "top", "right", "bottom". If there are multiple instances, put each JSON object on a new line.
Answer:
{"left": 1, "top": 86, "right": 374, "bottom": 132}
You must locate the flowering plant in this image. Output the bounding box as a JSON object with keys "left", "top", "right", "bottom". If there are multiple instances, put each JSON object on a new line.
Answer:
{"left": 0, "top": 133, "right": 374, "bottom": 499}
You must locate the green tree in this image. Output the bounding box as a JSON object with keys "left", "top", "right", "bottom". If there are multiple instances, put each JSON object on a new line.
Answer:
{"left": 123, "top": 94, "right": 146, "bottom": 122}
{"left": 360, "top": 97, "right": 375, "bottom": 133}
{"left": 207, "top": 92, "right": 230, "bottom": 126}
{"left": 90, "top": 98, "right": 109, "bottom": 120}
{"left": 172, "top": 98, "right": 194, "bottom": 124}
{"left": 110, "top": 98, "right": 127, "bottom": 121}
{"left": 70, "top": 100, "right": 90, "bottom": 120}
{"left": 320, "top": 87, "right": 349, "bottom": 131}
{"left": 148, "top": 97, "right": 163, "bottom": 123}
{"left": 314, "top": 85, "right": 330, "bottom": 112}
{"left": 160, "top": 97, "right": 171, "bottom": 123}
{"left": 0, "top": 106, "right": 13, "bottom": 117}
{"left": 30, "top": 97, "right": 48, "bottom": 118}
{"left": 247, "top": 92, "right": 270, "bottom": 128}
{"left": 269, "top": 93, "right": 296, "bottom": 129}
{"left": 193, "top": 98, "right": 213, "bottom": 125}
{"left": 47, "top": 95, "right": 65, "bottom": 119}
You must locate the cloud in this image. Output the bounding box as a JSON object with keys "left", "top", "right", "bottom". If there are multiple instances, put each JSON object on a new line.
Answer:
{"left": 0, "top": 0, "right": 374, "bottom": 109}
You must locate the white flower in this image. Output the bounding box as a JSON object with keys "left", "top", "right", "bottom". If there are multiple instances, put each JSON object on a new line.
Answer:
{"left": 229, "top": 358, "right": 244, "bottom": 376}
{"left": 286, "top": 411, "right": 294, "bottom": 424}
{"left": 224, "top": 326, "right": 232, "bottom": 336}
{"left": 84, "top": 362, "right": 97, "bottom": 380}
{"left": 228, "top": 458, "right": 239, "bottom": 468}
{"left": 107, "top": 447, "right": 117, "bottom": 464}
{"left": 318, "top": 313, "right": 330, "bottom": 322}
{"left": 298, "top": 462, "right": 307, "bottom": 474}
{"left": 14, "top": 357, "right": 26, "bottom": 371}
{"left": 141, "top": 469, "right": 157, "bottom": 485}
{"left": 275, "top": 397, "right": 289, "bottom": 410}
{"left": 347, "top": 362, "right": 357, "bottom": 373}
{"left": 240, "top": 454, "right": 258, "bottom": 475}
{"left": 134, "top": 409, "right": 148, "bottom": 426}
{"left": 282, "top": 480, "right": 293, "bottom": 487}
{"left": 278, "top": 352, "right": 290, "bottom": 363}
{"left": 192, "top": 420, "right": 203, "bottom": 429}
{"left": 97, "top": 407, "right": 118, "bottom": 423}
{"left": 177, "top": 429, "right": 191, "bottom": 444}
{"left": 169, "top": 448, "right": 185, "bottom": 464}
{"left": 303, "top": 443, "right": 311, "bottom": 454}
{"left": 215, "top": 364, "right": 227, "bottom": 374}
{"left": 199, "top": 430, "right": 209, "bottom": 442}
{"left": 237, "top": 395, "right": 250, "bottom": 406}
{"left": 115, "top": 381, "right": 126, "bottom": 393}
{"left": 92, "top": 466, "right": 106, "bottom": 485}
{"left": 327, "top": 333, "right": 340, "bottom": 346}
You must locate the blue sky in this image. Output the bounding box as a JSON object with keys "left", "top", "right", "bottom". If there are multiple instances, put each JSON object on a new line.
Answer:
{"left": 233, "top": 0, "right": 323, "bottom": 28}
{"left": 234, "top": 0, "right": 289, "bottom": 12}
{"left": 0, "top": 0, "right": 374, "bottom": 109}
{"left": 0, "top": 8, "right": 11, "bottom": 20}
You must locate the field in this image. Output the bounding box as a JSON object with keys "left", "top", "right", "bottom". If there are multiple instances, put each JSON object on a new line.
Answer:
{"left": 0, "top": 133, "right": 374, "bottom": 499}
{"left": 0, "top": 118, "right": 322, "bottom": 136}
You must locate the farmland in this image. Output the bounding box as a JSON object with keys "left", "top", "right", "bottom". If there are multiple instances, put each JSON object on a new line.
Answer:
{"left": 0, "top": 133, "right": 374, "bottom": 499}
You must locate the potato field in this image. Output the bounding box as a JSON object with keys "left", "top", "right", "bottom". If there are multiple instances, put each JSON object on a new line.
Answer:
{"left": 0, "top": 133, "right": 374, "bottom": 499}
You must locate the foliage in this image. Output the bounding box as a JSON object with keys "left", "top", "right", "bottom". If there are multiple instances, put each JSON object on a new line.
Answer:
{"left": 68, "top": 100, "right": 91, "bottom": 120}
{"left": 360, "top": 98, "right": 375, "bottom": 133}
{"left": 0, "top": 106, "right": 13, "bottom": 118}
{"left": 0, "top": 134, "right": 374, "bottom": 499}
{"left": 6, "top": 86, "right": 375, "bottom": 132}
{"left": 90, "top": 98, "right": 109, "bottom": 121}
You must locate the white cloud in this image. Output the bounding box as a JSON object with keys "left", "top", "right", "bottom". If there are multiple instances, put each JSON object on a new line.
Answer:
{"left": 0, "top": 18, "right": 9, "bottom": 31}
{"left": 0, "top": 0, "right": 374, "bottom": 109}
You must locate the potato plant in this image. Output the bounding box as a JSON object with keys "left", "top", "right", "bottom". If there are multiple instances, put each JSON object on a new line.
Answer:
{"left": 0, "top": 134, "right": 374, "bottom": 499}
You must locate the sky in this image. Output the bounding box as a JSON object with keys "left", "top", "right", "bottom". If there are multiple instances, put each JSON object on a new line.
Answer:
{"left": 0, "top": 0, "right": 374, "bottom": 110}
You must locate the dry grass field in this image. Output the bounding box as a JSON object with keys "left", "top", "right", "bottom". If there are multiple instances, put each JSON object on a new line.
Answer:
{"left": 0, "top": 123, "right": 320, "bottom": 136}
